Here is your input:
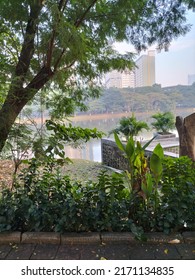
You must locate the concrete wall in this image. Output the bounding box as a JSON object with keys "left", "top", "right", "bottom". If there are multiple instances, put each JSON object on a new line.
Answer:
{"left": 101, "top": 138, "right": 178, "bottom": 171}
{"left": 101, "top": 139, "right": 129, "bottom": 170}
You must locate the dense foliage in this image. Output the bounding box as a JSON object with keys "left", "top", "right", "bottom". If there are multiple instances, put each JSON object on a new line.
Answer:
{"left": 0, "top": 168, "right": 129, "bottom": 232}
{"left": 84, "top": 84, "right": 195, "bottom": 114}
{"left": 109, "top": 114, "right": 149, "bottom": 140}
{"left": 151, "top": 112, "right": 175, "bottom": 133}
{"left": 0, "top": 0, "right": 194, "bottom": 152}
{"left": 0, "top": 152, "right": 194, "bottom": 236}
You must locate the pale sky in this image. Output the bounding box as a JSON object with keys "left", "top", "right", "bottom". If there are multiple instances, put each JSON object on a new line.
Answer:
{"left": 114, "top": 10, "right": 195, "bottom": 87}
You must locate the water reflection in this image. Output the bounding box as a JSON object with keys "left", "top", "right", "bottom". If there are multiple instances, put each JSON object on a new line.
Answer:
{"left": 65, "top": 109, "right": 193, "bottom": 162}
{"left": 65, "top": 140, "right": 102, "bottom": 162}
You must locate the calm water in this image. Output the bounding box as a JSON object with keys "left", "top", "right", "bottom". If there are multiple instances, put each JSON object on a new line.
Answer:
{"left": 64, "top": 109, "right": 193, "bottom": 162}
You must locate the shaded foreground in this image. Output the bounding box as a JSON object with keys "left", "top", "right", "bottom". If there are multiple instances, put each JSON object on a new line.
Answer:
{"left": 0, "top": 242, "right": 195, "bottom": 260}
{"left": 0, "top": 231, "right": 195, "bottom": 260}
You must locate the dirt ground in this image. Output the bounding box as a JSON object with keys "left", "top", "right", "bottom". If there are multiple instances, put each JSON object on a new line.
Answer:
{"left": 0, "top": 159, "right": 113, "bottom": 189}
{"left": 0, "top": 160, "right": 15, "bottom": 189}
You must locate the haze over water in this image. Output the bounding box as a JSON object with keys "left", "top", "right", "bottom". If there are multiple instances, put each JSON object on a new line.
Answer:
{"left": 65, "top": 108, "right": 194, "bottom": 162}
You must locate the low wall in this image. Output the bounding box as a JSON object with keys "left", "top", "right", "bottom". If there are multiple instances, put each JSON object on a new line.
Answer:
{"left": 101, "top": 138, "right": 178, "bottom": 170}
{"left": 101, "top": 139, "right": 129, "bottom": 170}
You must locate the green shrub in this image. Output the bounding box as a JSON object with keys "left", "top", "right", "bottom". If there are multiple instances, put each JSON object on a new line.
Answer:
{"left": 0, "top": 169, "right": 130, "bottom": 232}
{"left": 109, "top": 114, "right": 149, "bottom": 140}
{"left": 158, "top": 157, "right": 195, "bottom": 233}
{"left": 151, "top": 112, "right": 175, "bottom": 134}
{"left": 0, "top": 155, "right": 195, "bottom": 235}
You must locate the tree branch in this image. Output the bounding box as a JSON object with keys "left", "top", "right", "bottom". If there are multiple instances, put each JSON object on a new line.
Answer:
{"left": 25, "top": 66, "right": 54, "bottom": 96}
{"left": 53, "top": 0, "right": 98, "bottom": 73}
{"left": 58, "top": 0, "right": 69, "bottom": 12}
{"left": 14, "top": 1, "right": 43, "bottom": 85}
{"left": 46, "top": 0, "right": 69, "bottom": 68}
{"left": 75, "top": 0, "right": 98, "bottom": 27}
{"left": 53, "top": 49, "right": 66, "bottom": 72}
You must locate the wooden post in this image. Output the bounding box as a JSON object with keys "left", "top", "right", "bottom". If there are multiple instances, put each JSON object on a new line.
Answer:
{"left": 176, "top": 113, "right": 195, "bottom": 161}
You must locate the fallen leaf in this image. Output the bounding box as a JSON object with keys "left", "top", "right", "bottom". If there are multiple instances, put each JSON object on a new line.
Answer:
{"left": 168, "top": 239, "right": 180, "bottom": 244}
{"left": 164, "top": 249, "right": 169, "bottom": 254}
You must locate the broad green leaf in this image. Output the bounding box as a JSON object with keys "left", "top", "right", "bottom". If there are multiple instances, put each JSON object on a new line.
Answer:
{"left": 125, "top": 136, "right": 135, "bottom": 158}
{"left": 141, "top": 173, "right": 153, "bottom": 198}
{"left": 150, "top": 153, "right": 162, "bottom": 177}
{"left": 142, "top": 136, "right": 156, "bottom": 150}
{"left": 153, "top": 143, "right": 164, "bottom": 160}
{"left": 134, "top": 155, "right": 142, "bottom": 171}
{"left": 114, "top": 132, "right": 125, "bottom": 152}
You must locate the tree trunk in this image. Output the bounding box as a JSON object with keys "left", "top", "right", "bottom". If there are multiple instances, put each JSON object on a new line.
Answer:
{"left": 175, "top": 113, "right": 195, "bottom": 161}
{"left": 0, "top": 66, "right": 53, "bottom": 153}
{"left": 0, "top": 1, "right": 44, "bottom": 153}
{"left": 0, "top": 93, "right": 24, "bottom": 152}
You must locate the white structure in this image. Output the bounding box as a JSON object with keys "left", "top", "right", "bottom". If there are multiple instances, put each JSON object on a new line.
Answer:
{"left": 135, "top": 50, "right": 155, "bottom": 87}
{"left": 105, "top": 50, "right": 155, "bottom": 88}
{"left": 188, "top": 74, "right": 195, "bottom": 85}
{"left": 105, "top": 69, "right": 135, "bottom": 88}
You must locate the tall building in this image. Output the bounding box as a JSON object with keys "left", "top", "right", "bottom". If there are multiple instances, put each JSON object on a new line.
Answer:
{"left": 105, "top": 69, "right": 135, "bottom": 88}
{"left": 188, "top": 74, "right": 195, "bottom": 85}
{"left": 135, "top": 50, "right": 155, "bottom": 87}
{"left": 121, "top": 69, "right": 135, "bottom": 88}
{"left": 104, "top": 50, "right": 155, "bottom": 88}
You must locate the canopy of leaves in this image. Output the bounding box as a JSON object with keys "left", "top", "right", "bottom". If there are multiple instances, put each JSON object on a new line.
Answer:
{"left": 151, "top": 111, "right": 175, "bottom": 133}
{"left": 110, "top": 114, "right": 149, "bottom": 139}
{"left": 0, "top": 0, "right": 194, "bottom": 117}
{"left": 84, "top": 84, "right": 195, "bottom": 114}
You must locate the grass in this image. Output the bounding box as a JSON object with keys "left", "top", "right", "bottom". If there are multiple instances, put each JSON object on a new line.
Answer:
{"left": 0, "top": 159, "right": 115, "bottom": 188}
{"left": 61, "top": 159, "right": 114, "bottom": 183}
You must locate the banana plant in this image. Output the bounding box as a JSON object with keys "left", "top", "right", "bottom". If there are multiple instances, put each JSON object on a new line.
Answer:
{"left": 150, "top": 143, "right": 164, "bottom": 211}
{"left": 114, "top": 133, "right": 164, "bottom": 237}
{"left": 114, "top": 132, "right": 155, "bottom": 196}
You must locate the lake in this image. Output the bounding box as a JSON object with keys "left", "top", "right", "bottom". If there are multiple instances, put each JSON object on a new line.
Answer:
{"left": 64, "top": 108, "right": 194, "bottom": 162}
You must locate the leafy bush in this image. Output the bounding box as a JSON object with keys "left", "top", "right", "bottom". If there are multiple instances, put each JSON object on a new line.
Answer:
{"left": 158, "top": 157, "right": 195, "bottom": 233}
{"left": 0, "top": 153, "right": 195, "bottom": 235}
{"left": 114, "top": 134, "right": 195, "bottom": 234}
{"left": 109, "top": 114, "right": 149, "bottom": 140}
{"left": 0, "top": 168, "right": 130, "bottom": 232}
{"left": 151, "top": 111, "right": 175, "bottom": 134}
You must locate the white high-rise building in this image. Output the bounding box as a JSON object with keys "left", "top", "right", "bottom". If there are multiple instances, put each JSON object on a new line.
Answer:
{"left": 104, "top": 50, "right": 155, "bottom": 88}
{"left": 135, "top": 50, "right": 155, "bottom": 87}
{"left": 105, "top": 69, "right": 135, "bottom": 88}
{"left": 188, "top": 74, "right": 195, "bottom": 85}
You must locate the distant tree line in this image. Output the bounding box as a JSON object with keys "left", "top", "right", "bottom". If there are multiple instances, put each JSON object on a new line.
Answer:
{"left": 83, "top": 83, "right": 195, "bottom": 114}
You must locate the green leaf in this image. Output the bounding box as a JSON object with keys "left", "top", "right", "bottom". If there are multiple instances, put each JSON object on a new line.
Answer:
{"left": 134, "top": 155, "right": 142, "bottom": 171}
{"left": 114, "top": 132, "right": 125, "bottom": 152}
{"left": 141, "top": 173, "right": 153, "bottom": 197}
{"left": 150, "top": 153, "right": 162, "bottom": 178}
{"left": 153, "top": 143, "right": 164, "bottom": 160}
{"left": 125, "top": 136, "right": 135, "bottom": 158}
{"left": 150, "top": 144, "right": 164, "bottom": 180}
{"left": 142, "top": 135, "right": 156, "bottom": 150}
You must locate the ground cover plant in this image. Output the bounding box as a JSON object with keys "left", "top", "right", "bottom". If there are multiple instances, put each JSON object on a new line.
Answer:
{"left": 0, "top": 137, "right": 195, "bottom": 238}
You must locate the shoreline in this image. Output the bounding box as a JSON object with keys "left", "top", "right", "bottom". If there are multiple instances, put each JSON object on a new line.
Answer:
{"left": 19, "top": 108, "right": 194, "bottom": 124}
{"left": 70, "top": 107, "right": 194, "bottom": 122}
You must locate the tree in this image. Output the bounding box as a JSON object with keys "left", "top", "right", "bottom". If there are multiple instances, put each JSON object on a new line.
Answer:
{"left": 109, "top": 114, "right": 149, "bottom": 140}
{"left": 151, "top": 112, "right": 175, "bottom": 134}
{"left": 0, "top": 0, "right": 194, "bottom": 153}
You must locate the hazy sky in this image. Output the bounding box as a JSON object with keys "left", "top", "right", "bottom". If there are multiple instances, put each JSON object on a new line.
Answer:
{"left": 114, "top": 10, "right": 195, "bottom": 87}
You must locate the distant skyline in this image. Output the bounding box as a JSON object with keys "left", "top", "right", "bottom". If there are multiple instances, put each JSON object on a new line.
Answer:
{"left": 114, "top": 10, "right": 195, "bottom": 87}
